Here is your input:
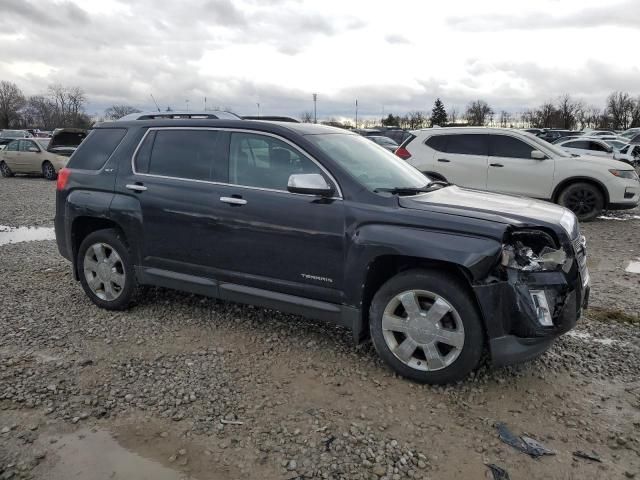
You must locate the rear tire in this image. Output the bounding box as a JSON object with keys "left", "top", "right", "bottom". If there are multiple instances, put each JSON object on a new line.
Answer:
{"left": 558, "top": 182, "right": 604, "bottom": 222}
{"left": 42, "top": 161, "right": 57, "bottom": 180}
{"left": 77, "top": 228, "right": 137, "bottom": 310}
{"left": 369, "top": 269, "right": 484, "bottom": 384}
{"left": 0, "top": 161, "right": 14, "bottom": 177}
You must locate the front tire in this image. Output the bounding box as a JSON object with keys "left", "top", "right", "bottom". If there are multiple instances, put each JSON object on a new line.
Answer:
{"left": 77, "top": 228, "right": 136, "bottom": 310}
{"left": 558, "top": 182, "right": 604, "bottom": 222}
{"left": 369, "top": 269, "right": 484, "bottom": 384}
{"left": 42, "top": 161, "right": 57, "bottom": 180}
{"left": 0, "top": 161, "right": 14, "bottom": 177}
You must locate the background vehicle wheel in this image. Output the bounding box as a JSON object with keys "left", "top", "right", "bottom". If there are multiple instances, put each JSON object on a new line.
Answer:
{"left": 77, "top": 228, "right": 136, "bottom": 310}
{"left": 369, "top": 269, "right": 484, "bottom": 384}
{"left": 42, "top": 161, "right": 57, "bottom": 180}
{"left": 0, "top": 161, "right": 14, "bottom": 177}
{"left": 558, "top": 182, "right": 604, "bottom": 222}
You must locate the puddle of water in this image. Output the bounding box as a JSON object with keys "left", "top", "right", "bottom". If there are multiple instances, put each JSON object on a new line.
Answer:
{"left": 625, "top": 260, "right": 640, "bottom": 274}
{"left": 0, "top": 225, "right": 55, "bottom": 246}
{"left": 45, "top": 429, "right": 191, "bottom": 480}
{"left": 567, "top": 330, "right": 617, "bottom": 346}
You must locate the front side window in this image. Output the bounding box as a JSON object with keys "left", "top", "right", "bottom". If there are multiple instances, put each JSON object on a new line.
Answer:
{"left": 140, "top": 129, "right": 221, "bottom": 181}
{"left": 229, "top": 133, "right": 322, "bottom": 191}
{"left": 445, "top": 134, "right": 488, "bottom": 156}
{"left": 489, "top": 135, "right": 535, "bottom": 159}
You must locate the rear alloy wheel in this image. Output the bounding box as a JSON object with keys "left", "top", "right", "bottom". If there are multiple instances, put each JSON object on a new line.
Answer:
{"left": 78, "top": 228, "right": 136, "bottom": 310}
{"left": 42, "top": 161, "right": 57, "bottom": 180}
{"left": 0, "top": 161, "right": 14, "bottom": 177}
{"left": 558, "top": 182, "right": 604, "bottom": 222}
{"left": 370, "top": 270, "right": 484, "bottom": 384}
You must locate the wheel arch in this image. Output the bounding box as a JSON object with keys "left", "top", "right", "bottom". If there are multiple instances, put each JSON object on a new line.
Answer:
{"left": 71, "top": 217, "right": 127, "bottom": 279}
{"left": 552, "top": 176, "right": 610, "bottom": 206}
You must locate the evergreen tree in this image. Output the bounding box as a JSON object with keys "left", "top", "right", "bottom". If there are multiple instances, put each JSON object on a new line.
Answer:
{"left": 430, "top": 98, "right": 448, "bottom": 126}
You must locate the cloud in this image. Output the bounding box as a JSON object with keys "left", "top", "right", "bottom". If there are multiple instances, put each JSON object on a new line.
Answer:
{"left": 385, "top": 34, "right": 411, "bottom": 45}
{"left": 447, "top": 0, "right": 640, "bottom": 31}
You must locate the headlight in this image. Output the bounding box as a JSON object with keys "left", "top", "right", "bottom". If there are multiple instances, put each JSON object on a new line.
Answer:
{"left": 559, "top": 209, "right": 577, "bottom": 238}
{"left": 502, "top": 229, "right": 568, "bottom": 272}
{"left": 609, "top": 169, "right": 639, "bottom": 180}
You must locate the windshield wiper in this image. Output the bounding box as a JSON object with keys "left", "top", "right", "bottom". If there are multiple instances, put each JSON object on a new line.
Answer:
{"left": 374, "top": 181, "right": 451, "bottom": 195}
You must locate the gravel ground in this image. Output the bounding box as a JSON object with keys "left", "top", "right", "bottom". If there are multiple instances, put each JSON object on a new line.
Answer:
{"left": 1, "top": 176, "right": 639, "bottom": 480}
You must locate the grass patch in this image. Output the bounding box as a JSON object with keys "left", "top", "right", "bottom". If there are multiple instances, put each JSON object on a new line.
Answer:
{"left": 587, "top": 307, "right": 640, "bottom": 325}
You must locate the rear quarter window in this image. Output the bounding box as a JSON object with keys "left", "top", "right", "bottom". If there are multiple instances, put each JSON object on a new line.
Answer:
{"left": 66, "top": 128, "right": 127, "bottom": 170}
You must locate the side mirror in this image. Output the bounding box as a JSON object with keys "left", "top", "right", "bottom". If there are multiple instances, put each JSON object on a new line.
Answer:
{"left": 531, "top": 150, "right": 546, "bottom": 160}
{"left": 28, "top": 147, "right": 40, "bottom": 153}
{"left": 287, "top": 173, "right": 333, "bottom": 196}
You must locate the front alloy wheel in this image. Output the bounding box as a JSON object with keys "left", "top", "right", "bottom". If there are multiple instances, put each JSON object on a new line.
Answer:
{"left": 381, "top": 290, "right": 465, "bottom": 371}
{"left": 558, "top": 182, "right": 604, "bottom": 222}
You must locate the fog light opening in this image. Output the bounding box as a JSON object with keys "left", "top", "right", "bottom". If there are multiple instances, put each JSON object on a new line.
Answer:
{"left": 530, "top": 290, "right": 553, "bottom": 327}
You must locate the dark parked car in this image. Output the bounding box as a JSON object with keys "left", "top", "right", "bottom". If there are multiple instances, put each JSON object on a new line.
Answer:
{"left": 48, "top": 128, "right": 87, "bottom": 157}
{"left": 367, "top": 135, "right": 399, "bottom": 152}
{"left": 538, "top": 130, "right": 581, "bottom": 143}
{"left": 55, "top": 120, "right": 589, "bottom": 384}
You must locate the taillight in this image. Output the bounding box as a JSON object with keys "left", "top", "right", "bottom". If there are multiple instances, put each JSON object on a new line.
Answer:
{"left": 395, "top": 147, "right": 412, "bottom": 160}
{"left": 57, "top": 167, "right": 71, "bottom": 190}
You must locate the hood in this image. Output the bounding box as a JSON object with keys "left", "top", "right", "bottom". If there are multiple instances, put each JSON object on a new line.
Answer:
{"left": 575, "top": 153, "right": 635, "bottom": 170}
{"left": 399, "top": 185, "right": 576, "bottom": 236}
{"left": 48, "top": 129, "right": 87, "bottom": 155}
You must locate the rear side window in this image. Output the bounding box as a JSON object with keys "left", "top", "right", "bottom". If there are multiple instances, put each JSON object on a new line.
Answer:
{"left": 445, "top": 134, "right": 488, "bottom": 156}
{"left": 67, "top": 128, "right": 126, "bottom": 170}
{"left": 588, "top": 141, "right": 608, "bottom": 152}
{"left": 425, "top": 135, "right": 447, "bottom": 152}
{"left": 489, "top": 135, "right": 534, "bottom": 159}
{"left": 139, "top": 129, "right": 221, "bottom": 181}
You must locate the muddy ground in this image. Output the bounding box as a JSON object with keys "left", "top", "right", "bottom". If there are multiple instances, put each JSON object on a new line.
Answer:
{"left": 0, "top": 177, "right": 638, "bottom": 480}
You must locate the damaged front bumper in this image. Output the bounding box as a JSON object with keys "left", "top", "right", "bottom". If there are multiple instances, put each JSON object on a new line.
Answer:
{"left": 473, "top": 232, "right": 590, "bottom": 367}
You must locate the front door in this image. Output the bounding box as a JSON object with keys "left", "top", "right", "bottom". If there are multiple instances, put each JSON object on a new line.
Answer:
{"left": 213, "top": 131, "right": 345, "bottom": 303}
{"left": 487, "top": 133, "right": 555, "bottom": 199}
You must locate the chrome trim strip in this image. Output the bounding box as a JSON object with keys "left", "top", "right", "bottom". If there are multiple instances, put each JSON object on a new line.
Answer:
{"left": 129, "top": 127, "right": 343, "bottom": 199}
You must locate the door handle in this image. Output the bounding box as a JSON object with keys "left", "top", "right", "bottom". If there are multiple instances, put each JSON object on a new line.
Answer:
{"left": 437, "top": 158, "right": 450, "bottom": 163}
{"left": 126, "top": 184, "right": 147, "bottom": 191}
{"left": 489, "top": 163, "right": 504, "bottom": 167}
{"left": 220, "top": 196, "right": 247, "bottom": 205}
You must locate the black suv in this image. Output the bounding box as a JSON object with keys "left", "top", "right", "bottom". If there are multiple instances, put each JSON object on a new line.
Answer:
{"left": 55, "top": 120, "right": 589, "bottom": 384}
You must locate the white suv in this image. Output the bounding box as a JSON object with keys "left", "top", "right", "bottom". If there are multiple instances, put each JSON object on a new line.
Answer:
{"left": 396, "top": 127, "right": 640, "bottom": 221}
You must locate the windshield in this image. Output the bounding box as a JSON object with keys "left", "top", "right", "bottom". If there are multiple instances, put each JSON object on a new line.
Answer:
{"left": 306, "top": 133, "right": 428, "bottom": 191}
{"left": 521, "top": 131, "right": 572, "bottom": 157}
{"left": 0, "top": 130, "right": 27, "bottom": 138}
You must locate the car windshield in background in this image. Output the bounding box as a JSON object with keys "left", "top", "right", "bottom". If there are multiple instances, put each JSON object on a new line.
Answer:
{"left": 522, "top": 131, "right": 572, "bottom": 157}
{"left": 306, "top": 133, "right": 428, "bottom": 192}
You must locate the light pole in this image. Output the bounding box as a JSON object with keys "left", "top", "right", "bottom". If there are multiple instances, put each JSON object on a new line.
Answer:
{"left": 257, "top": 102, "right": 260, "bottom": 116}
{"left": 185, "top": 99, "right": 189, "bottom": 112}
{"left": 355, "top": 99, "right": 358, "bottom": 129}
{"left": 312, "top": 93, "right": 317, "bottom": 124}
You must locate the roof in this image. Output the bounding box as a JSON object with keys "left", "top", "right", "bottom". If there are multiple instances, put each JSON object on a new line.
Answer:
{"left": 117, "top": 110, "right": 241, "bottom": 121}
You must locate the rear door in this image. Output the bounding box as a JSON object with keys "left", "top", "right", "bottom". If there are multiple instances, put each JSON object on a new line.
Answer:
{"left": 487, "top": 133, "right": 555, "bottom": 199}
{"left": 433, "top": 133, "right": 489, "bottom": 189}
{"left": 118, "top": 127, "right": 228, "bottom": 273}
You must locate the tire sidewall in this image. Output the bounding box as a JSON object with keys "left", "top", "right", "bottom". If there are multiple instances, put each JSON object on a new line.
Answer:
{"left": 0, "top": 161, "right": 13, "bottom": 177}
{"left": 369, "top": 270, "right": 484, "bottom": 384}
{"left": 559, "top": 182, "right": 603, "bottom": 222}
{"left": 77, "top": 228, "right": 136, "bottom": 310}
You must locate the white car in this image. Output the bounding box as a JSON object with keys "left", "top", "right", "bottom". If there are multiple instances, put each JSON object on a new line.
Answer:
{"left": 614, "top": 144, "right": 640, "bottom": 165}
{"left": 620, "top": 128, "right": 640, "bottom": 141}
{"left": 396, "top": 127, "right": 640, "bottom": 221}
{"left": 555, "top": 138, "right": 614, "bottom": 158}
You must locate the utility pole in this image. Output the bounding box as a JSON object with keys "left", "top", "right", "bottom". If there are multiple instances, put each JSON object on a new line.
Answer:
{"left": 204, "top": 97, "right": 207, "bottom": 111}
{"left": 185, "top": 99, "right": 189, "bottom": 112}
{"left": 313, "top": 93, "right": 318, "bottom": 124}
{"left": 257, "top": 102, "right": 260, "bottom": 116}
{"left": 355, "top": 99, "right": 358, "bottom": 129}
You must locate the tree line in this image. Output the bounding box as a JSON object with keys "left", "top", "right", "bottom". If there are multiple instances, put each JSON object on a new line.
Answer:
{"left": 301, "top": 92, "right": 640, "bottom": 131}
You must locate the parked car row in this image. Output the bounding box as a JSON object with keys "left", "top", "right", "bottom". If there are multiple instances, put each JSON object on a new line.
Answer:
{"left": 54, "top": 117, "right": 591, "bottom": 384}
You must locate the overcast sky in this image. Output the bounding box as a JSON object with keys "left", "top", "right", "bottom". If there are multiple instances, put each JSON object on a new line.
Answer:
{"left": 1, "top": 0, "right": 638, "bottom": 120}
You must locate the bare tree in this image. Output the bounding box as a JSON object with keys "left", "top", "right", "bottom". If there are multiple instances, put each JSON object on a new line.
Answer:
{"left": 465, "top": 100, "right": 493, "bottom": 126}
{"left": 300, "top": 111, "right": 314, "bottom": 123}
{"left": 104, "top": 105, "right": 142, "bottom": 120}
{"left": 556, "top": 94, "right": 580, "bottom": 130}
{"left": 23, "top": 95, "right": 57, "bottom": 129}
{"left": 47, "top": 84, "right": 90, "bottom": 127}
{"left": 606, "top": 91, "right": 634, "bottom": 130}
{"left": 499, "top": 110, "right": 510, "bottom": 128}
{"left": 447, "top": 107, "right": 457, "bottom": 125}
{"left": 407, "top": 111, "right": 427, "bottom": 129}
{"left": 0, "top": 81, "right": 26, "bottom": 128}
{"left": 631, "top": 97, "right": 640, "bottom": 128}
{"left": 532, "top": 102, "right": 556, "bottom": 128}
